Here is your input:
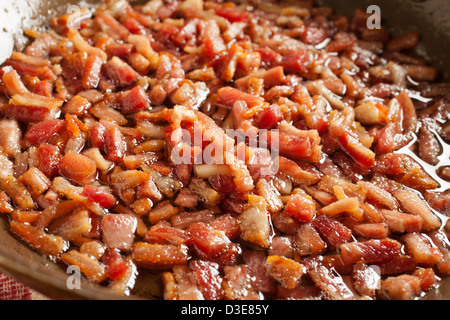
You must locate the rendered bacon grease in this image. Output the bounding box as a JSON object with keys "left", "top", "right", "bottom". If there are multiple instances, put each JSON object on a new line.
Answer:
{"left": 0, "top": 0, "right": 449, "bottom": 300}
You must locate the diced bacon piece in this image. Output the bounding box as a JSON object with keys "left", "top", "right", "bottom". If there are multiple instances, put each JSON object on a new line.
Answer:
{"left": 5, "top": 52, "right": 55, "bottom": 81}
{"left": 256, "top": 179, "right": 283, "bottom": 214}
{"left": 215, "top": 6, "right": 249, "bottom": 23}
{"left": 266, "top": 255, "right": 305, "bottom": 289}
{"left": 132, "top": 242, "right": 189, "bottom": 269}
{"left": 187, "top": 178, "right": 221, "bottom": 206}
{"left": 425, "top": 190, "right": 450, "bottom": 215}
{"left": 277, "top": 285, "right": 323, "bottom": 300}
{"left": 101, "top": 214, "right": 137, "bottom": 252}
{"left": 402, "top": 232, "right": 443, "bottom": 266}
{"left": 48, "top": 209, "right": 92, "bottom": 241}
{"left": 387, "top": 31, "right": 420, "bottom": 52}
{"left": 393, "top": 189, "right": 442, "bottom": 232}
{"left": 5, "top": 92, "right": 62, "bottom": 122}
{"left": 137, "top": 178, "right": 163, "bottom": 203}
{"left": 161, "top": 271, "right": 177, "bottom": 300}
{"left": 81, "top": 185, "right": 117, "bottom": 209}
{"left": 352, "top": 263, "right": 381, "bottom": 299}
{"left": 170, "top": 209, "right": 214, "bottom": 230}
{"left": 396, "top": 156, "right": 439, "bottom": 190}
{"left": 304, "top": 257, "right": 354, "bottom": 300}
{"left": 318, "top": 175, "right": 366, "bottom": 201}
{"left": 242, "top": 250, "right": 277, "bottom": 296}
{"left": 357, "top": 181, "right": 398, "bottom": 210}
{"left": 372, "top": 254, "right": 417, "bottom": 276}
{"left": 172, "top": 265, "right": 205, "bottom": 300}
{"left": 312, "top": 214, "right": 352, "bottom": 249}
{"left": 203, "top": 36, "right": 227, "bottom": 59}
{"left": 32, "top": 199, "right": 79, "bottom": 230}
{"left": 95, "top": 11, "right": 129, "bottom": 41}
{"left": 144, "top": 222, "right": 190, "bottom": 245}
{"left": 2, "top": 69, "right": 29, "bottom": 96}
{"left": 191, "top": 260, "right": 225, "bottom": 300}
{"left": 418, "top": 124, "right": 441, "bottom": 166}
{"left": 239, "top": 196, "right": 271, "bottom": 248}
{"left": 380, "top": 274, "right": 421, "bottom": 300}
{"left": 127, "top": 34, "right": 158, "bottom": 69}
{"left": 352, "top": 222, "right": 390, "bottom": 239}
{"left": 82, "top": 148, "right": 112, "bottom": 172}
{"left": 61, "top": 51, "right": 103, "bottom": 92}
{"left": 206, "top": 215, "right": 239, "bottom": 241}
{"left": 276, "top": 156, "right": 321, "bottom": 186}
{"left": 24, "top": 119, "right": 65, "bottom": 145}
{"left": 338, "top": 132, "right": 375, "bottom": 169}
{"left": 293, "top": 223, "right": 327, "bottom": 256}
{"left": 62, "top": 95, "right": 91, "bottom": 116}
{"left": 269, "top": 236, "right": 293, "bottom": 258}
{"left": 119, "top": 85, "right": 150, "bottom": 114}
{"left": 339, "top": 239, "right": 403, "bottom": 265}
{"left": 10, "top": 220, "right": 67, "bottom": 257}
{"left": 173, "top": 189, "right": 197, "bottom": 209}
{"left": 281, "top": 49, "right": 311, "bottom": 74}
{"left": 104, "top": 125, "right": 128, "bottom": 162}
{"left": 302, "top": 27, "right": 328, "bottom": 45}
{"left": 0, "top": 119, "right": 21, "bottom": 158}
{"left": 320, "top": 197, "right": 360, "bottom": 218}
{"left": 380, "top": 209, "right": 423, "bottom": 234}
{"left": 102, "top": 57, "right": 140, "bottom": 87}
{"left": 61, "top": 250, "right": 107, "bottom": 283}
{"left": 187, "top": 222, "right": 239, "bottom": 265}
{"left": 25, "top": 33, "right": 56, "bottom": 58}
{"left": 215, "top": 86, "right": 265, "bottom": 109}
{"left": 264, "top": 127, "right": 322, "bottom": 163}
{"left": 428, "top": 231, "right": 450, "bottom": 275}
{"left": 1, "top": 175, "right": 35, "bottom": 210}
{"left": 397, "top": 90, "right": 417, "bottom": 133}
{"left": 284, "top": 193, "right": 316, "bottom": 223}
{"left": 19, "top": 167, "right": 51, "bottom": 197}
{"left": 79, "top": 241, "right": 105, "bottom": 260}
{"left": 60, "top": 150, "right": 97, "bottom": 184}
{"left": 148, "top": 201, "right": 179, "bottom": 224}
{"left": 222, "top": 265, "right": 261, "bottom": 300}
{"left": 102, "top": 248, "right": 130, "bottom": 281}
{"left": 66, "top": 28, "right": 107, "bottom": 61}
{"left": 90, "top": 103, "right": 128, "bottom": 126}
{"left": 255, "top": 104, "right": 283, "bottom": 130}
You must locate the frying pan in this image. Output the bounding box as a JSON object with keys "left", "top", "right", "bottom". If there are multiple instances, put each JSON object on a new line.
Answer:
{"left": 0, "top": 0, "right": 449, "bottom": 300}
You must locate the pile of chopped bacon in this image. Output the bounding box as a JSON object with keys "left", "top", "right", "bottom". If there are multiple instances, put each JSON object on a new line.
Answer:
{"left": 0, "top": 0, "right": 449, "bottom": 300}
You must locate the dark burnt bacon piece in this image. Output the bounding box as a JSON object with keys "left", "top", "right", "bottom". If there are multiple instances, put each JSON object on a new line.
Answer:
{"left": 0, "top": 0, "right": 449, "bottom": 301}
